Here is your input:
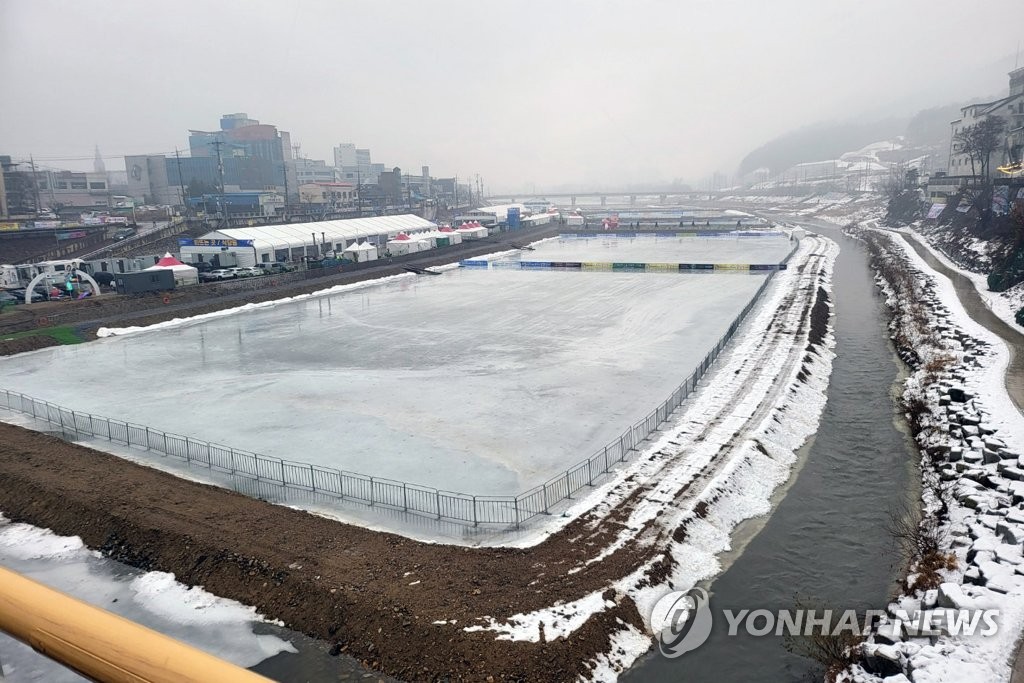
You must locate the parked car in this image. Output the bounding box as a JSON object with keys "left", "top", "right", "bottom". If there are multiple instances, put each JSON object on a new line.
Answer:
{"left": 6, "top": 288, "right": 46, "bottom": 303}
{"left": 0, "top": 290, "right": 21, "bottom": 306}
{"left": 205, "top": 268, "right": 236, "bottom": 280}
{"left": 113, "top": 227, "right": 137, "bottom": 240}
{"left": 258, "top": 262, "right": 295, "bottom": 275}
{"left": 234, "top": 266, "right": 263, "bottom": 278}
{"left": 89, "top": 272, "right": 115, "bottom": 286}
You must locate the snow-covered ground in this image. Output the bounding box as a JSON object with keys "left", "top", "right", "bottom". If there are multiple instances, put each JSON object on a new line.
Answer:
{"left": 0, "top": 513, "right": 295, "bottom": 682}
{"left": 900, "top": 228, "right": 1024, "bottom": 335}
{"left": 0, "top": 241, "right": 781, "bottom": 498}
{"left": 843, "top": 228, "right": 1024, "bottom": 683}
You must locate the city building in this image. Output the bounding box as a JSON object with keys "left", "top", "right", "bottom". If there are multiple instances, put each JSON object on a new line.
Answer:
{"left": 297, "top": 182, "right": 357, "bottom": 209}
{"left": 188, "top": 113, "right": 297, "bottom": 199}
{"left": 294, "top": 158, "right": 338, "bottom": 185}
{"left": 377, "top": 167, "right": 405, "bottom": 204}
{"left": 948, "top": 68, "right": 1024, "bottom": 179}
{"left": 185, "top": 191, "right": 284, "bottom": 217}
{"left": 126, "top": 154, "right": 220, "bottom": 206}
{"left": 33, "top": 169, "right": 110, "bottom": 209}
{"left": 333, "top": 143, "right": 380, "bottom": 184}
{"left": 1, "top": 156, "right": 37, "bottom": 217}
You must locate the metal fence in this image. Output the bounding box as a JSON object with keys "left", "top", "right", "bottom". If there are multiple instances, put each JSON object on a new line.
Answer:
{"left": 0, "top": 241, "right": 799, "bottom": 529}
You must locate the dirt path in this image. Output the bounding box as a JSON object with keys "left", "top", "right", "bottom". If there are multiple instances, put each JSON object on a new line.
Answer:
{"left": 0, "top": 237, "right": 832, "bottom": 681}
{"left": 898, "top": 232, "right": 1024, "bottom": 414}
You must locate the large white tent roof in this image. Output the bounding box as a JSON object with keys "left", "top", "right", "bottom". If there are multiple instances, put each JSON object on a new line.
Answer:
{"left": 205, "top": 214, "right": 435, "bottom": 251}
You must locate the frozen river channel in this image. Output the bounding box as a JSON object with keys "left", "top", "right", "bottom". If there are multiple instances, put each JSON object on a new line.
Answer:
{"left": 494, "top": 232, "right": 795, "bottom": 265}
{"left": 0, "top": 237, "right": 791, "bottom": 496}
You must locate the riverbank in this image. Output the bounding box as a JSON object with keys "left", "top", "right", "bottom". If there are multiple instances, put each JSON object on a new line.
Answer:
{"left": 0, "top": 235, "right": 836, "bottom": 681}
{"left": 844, "top": 227, "right": 1024, "bottom": 683}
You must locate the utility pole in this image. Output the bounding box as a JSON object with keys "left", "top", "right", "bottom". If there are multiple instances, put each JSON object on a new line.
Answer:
{"left": 209, "top": 139, "right": 226, "bottom": 224}
{"left": 210, "top": 140, "right": 225, "bottom": 195}
{"left": 356, "top": 169, "right": 362, "bottom": 218}
{"left": 281, "top": 162, "right": 289, "bottom": 222}
{"left": 29, "top": 155, "right": 41, "bottom": 213}
{"left": 174, "top": 149, "right": 187, "bottom": 211}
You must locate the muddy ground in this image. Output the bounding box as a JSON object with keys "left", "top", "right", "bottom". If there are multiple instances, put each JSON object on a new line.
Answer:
{"left": 0, "top": 423, "right": 661, "bottom": 681}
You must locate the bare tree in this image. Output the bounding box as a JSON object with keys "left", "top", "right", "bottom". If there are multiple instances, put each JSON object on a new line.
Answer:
{"left": 954, "top": 117, "right": 1008, "bottom": 184}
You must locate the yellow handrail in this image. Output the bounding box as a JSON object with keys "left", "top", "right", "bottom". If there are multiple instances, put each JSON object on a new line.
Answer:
{"left": 0, "top": 566, "right": 275, "bottom": 682}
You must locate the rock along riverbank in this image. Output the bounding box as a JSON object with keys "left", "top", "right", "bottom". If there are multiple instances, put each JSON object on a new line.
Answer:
{"left": 843, "top": 226, "right": 1024, "bottom": 683}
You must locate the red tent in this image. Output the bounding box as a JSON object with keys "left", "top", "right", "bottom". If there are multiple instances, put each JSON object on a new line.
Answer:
{"left": 393, "top": 232, "right": 412, "bottom": 241}
{"left": 155, "top": 252, "right": 187, "bottom": 267}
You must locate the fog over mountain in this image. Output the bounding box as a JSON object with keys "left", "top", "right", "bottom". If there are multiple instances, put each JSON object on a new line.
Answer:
{"left": 1, "top": 0, "right": 1021, "bottom": 192}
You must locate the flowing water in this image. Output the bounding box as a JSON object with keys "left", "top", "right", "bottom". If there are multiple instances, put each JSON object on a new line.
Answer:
{"left": 622, "top": 222, "right": 918, "bottom": 682}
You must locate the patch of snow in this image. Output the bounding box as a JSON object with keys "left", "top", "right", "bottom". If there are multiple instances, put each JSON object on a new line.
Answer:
{"left": 0, "top": 513, "right": 296, "bottom": 679}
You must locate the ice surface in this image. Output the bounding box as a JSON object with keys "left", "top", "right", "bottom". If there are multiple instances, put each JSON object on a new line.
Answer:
{"left": 495, "top": 234, "right": 794, "bottom": 265}
{"left": 0, "top": 514, "right": 295, "bottom": 682}
{"left": 1, "top": 243, "right": 777, "bottom": 496}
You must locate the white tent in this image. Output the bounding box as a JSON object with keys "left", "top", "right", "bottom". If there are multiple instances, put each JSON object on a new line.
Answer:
{"left": 418, "top": 230, "right": 462, "bottom": 245}
{"left": 436, "top": 228, "right": 463, "bottom": 244}
{"left": 179, "top": 214, "right": 436, "bottom": 266}
{"left": 144, "top": 253, "right": 199, "bottom": 286}
{"left": 456, "top": 221, "right": 489, "bottom": 239}
{"left": 342, "top": 241, "right": 379, "bottom": 263}
{"left": 386, "top": 233, "right": 427, "bottom": 256}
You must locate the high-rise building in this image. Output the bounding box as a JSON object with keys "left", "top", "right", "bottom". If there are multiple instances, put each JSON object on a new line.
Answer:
{"left": 93, "top": 145, "right": 106, "bottom": 175}
{"left": 188, "top": 113, "right": 295, "bottom": 198}
{"left": 334, "top": 143, "right": 357, "bottom": 168}
{"left": 334, "top": 143, "right": 378, "bottom": 184}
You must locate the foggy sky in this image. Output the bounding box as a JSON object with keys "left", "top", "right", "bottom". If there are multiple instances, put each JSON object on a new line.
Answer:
{"left": 1, "top": 0, "right": 1021, "bottom": 192}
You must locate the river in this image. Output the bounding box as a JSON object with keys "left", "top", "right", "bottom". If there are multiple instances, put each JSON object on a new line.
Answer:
{"left": 622, "top": 221, "right": 918, "bottom": 681}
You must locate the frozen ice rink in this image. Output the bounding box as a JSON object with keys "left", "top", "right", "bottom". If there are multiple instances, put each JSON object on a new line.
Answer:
{"left": 1, "top": 238, "right": 788, "bottom": 496}
{"left": 496, "top": 234, "right": 794, "bottom": 265}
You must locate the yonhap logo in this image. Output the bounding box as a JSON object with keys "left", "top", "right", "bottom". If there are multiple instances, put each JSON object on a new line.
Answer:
{"left": 647, "top": 589, "right": 1000, "bottom": 660}
{"left": 650, "top": 588, "right": 713, "bottom": 658}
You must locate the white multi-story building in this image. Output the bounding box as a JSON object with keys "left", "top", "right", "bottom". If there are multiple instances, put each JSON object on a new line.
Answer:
{"left": 333, "top": 143, "right": 377, "bottom": 184}
{"left": 294, "top": 158, "right": 338, "bottom": 185}
{"left": 948, "top": 67, "right": 1024, "bottom": 179}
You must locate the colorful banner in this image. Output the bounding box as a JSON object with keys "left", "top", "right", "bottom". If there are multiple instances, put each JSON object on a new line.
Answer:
{"left": 459, "top": 260, "right": 785, "bottom": 272}
{"left": 0, "top": 222, "right": 19, "bottom": 231}
{"left": 178, "top": 238, "right": 254, "bottom": 247}
{"left": 56, "top": 230, "right": 88, "bottom": 240}
{"left": 926, "top": 203, "right": 945, "bottom": 219}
